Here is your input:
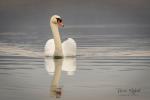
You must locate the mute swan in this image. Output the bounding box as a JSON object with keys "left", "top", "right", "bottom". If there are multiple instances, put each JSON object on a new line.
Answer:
{"left": 45, "top": 15, "right": 76, "bottom": 58}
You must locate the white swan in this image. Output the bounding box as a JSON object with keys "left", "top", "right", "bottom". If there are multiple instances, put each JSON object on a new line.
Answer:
{"left": 45, "top": 15, "right": 76, "bottom": 58}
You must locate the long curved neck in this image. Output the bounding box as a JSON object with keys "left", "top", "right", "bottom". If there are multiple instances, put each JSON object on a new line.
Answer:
{"left": 50, "top": 22, "right": 63, "bottom": 57}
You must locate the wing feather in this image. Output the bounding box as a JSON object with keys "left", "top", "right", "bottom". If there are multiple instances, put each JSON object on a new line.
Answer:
{"left": 44, "top": 39, "right": 55, "bottom": 56}
{"left": 62, "top": 38, "right": 76, "bottom": 56}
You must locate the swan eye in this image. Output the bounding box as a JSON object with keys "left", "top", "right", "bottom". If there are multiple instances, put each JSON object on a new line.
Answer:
{"left": 56, "top": 18, "right": 62, "bottom": 23}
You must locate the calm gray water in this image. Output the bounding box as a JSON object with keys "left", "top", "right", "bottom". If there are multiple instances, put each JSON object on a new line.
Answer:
{"left": 0, "top": 26, "right": 150, "bottom": 100}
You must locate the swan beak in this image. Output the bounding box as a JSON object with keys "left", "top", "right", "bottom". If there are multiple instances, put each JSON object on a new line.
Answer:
{"left": 57, "top": 18, "right": 64, "bottom": 28}
{"left": 58, "top": 22, "right": 64, "bottom": 28}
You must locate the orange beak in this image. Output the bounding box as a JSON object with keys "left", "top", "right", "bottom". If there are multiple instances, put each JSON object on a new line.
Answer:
{"left": 58, "top": 21, "right": 64, "bottom": 28}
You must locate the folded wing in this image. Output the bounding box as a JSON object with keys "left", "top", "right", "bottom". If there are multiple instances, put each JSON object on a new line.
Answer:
{"left": 62, "top": 38, "right": 76, "bottom": 57}
{"left": 44, "top": 39, "right": 55, "bottom": 56}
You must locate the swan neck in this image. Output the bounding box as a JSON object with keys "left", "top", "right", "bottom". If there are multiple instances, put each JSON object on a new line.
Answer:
{"left": 50, "top": 23, "right": 63, "bottom": 57}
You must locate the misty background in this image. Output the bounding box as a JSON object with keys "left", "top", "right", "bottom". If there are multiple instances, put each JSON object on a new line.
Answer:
{"left": 0, "top": 0, "right": 150, "bottom": 33}
{"left": 0, "top": 0, "right": 150, "bottom": 52}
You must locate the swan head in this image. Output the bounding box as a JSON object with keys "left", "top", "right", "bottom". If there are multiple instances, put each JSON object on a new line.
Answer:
{"left": 50, "top": 15, "right": 64, "bottom": 27}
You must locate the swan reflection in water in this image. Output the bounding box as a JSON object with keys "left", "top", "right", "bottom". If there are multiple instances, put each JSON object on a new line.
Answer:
{"left": 45, "top": 57, "right": 76, "bottom": 98}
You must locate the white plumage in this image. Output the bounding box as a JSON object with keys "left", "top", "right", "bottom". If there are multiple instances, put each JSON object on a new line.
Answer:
{"left": 45, "top": 38, "right": 76, "bottom": 57}
{"left": 45, "top": 39, "right": 55, "bottom": 56}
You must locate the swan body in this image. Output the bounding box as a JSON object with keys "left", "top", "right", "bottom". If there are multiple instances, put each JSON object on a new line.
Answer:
{"left": 45, "top": 38, "right": 76, "bottom": 57}
{"left": 44, "top": 15, "right": 76, "bottom": 57}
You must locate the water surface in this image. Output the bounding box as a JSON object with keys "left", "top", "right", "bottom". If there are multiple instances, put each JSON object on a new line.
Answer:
{"left": 0, "top": 26, "right": 150, "bottom": 100}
